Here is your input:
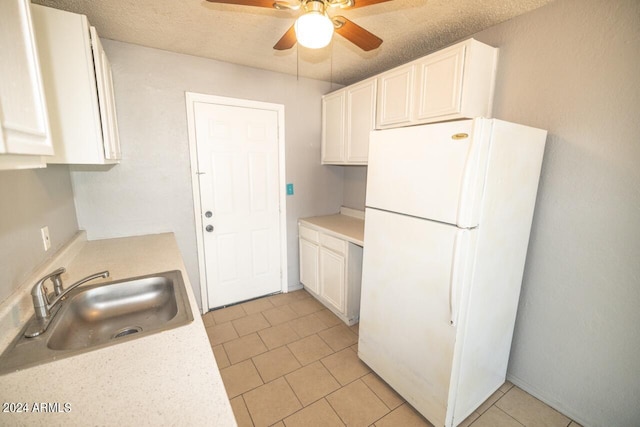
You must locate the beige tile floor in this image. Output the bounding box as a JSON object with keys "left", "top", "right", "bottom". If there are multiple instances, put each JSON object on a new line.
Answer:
{"left": 203, "top": 289, "right": 582, "bottom": 427}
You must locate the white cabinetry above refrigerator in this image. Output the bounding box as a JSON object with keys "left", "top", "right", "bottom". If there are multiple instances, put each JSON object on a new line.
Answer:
{"left": 320, "top": 38, "right": 497, "bottom": 165}
{"left": 376, "top": 39, "right": 498, "bottom": 129}
{"left": 32, "top": 5, "right": 121, "bottom": 165}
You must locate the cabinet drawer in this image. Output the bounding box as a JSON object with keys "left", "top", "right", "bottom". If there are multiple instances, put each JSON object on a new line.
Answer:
{"left": 320, "top": 233, "right": 347, "bottom": 255}
{"left": 299, "top": 225, "right": 320, "bottom": 243}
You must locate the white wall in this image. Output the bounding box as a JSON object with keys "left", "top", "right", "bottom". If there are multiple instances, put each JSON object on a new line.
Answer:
{"left": 342, "top": 166, "right": 367, "bottom": 211}
{"left": 472, "top": 1, "right": 640, "bottom": 425}
{"left": 70, "top": 41, "right": 344, "bottom": 310}
{"left": 0, "top": 166, "right": 78, "bottom": 304}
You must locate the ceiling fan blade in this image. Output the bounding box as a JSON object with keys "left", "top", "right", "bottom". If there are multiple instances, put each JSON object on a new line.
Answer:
{"left": 348, "top": 0, "right": 392, "bottom": 9}
{"left": 334, "top": 17, "right": 382, "bottom": 51}
{"left": 205, "top": 0, "right": 276, "bottom": 8}
{"left": 273, "top": 25, "right": 297, "bottom": 50}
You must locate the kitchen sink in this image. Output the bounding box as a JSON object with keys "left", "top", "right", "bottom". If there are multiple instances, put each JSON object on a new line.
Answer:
{"left": 0, "top": 270, "right": 193, "bottom": 375}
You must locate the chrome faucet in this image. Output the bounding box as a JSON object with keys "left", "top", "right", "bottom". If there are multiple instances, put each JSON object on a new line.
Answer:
{"left": 25, "top": 269, "right": 110, "bottom": 338}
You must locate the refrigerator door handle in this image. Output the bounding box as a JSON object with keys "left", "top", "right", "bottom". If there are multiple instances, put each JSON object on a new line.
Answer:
{"left": 449, "top": 230, "right": 467, "bottom": 327}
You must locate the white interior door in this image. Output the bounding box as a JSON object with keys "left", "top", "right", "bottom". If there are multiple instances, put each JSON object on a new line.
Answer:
{"left": 193, "top": 101, "right": 283, "bottom": 308}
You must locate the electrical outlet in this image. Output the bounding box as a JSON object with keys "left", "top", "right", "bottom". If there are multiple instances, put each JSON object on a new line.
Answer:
{"left": 286, "top": 183, "right": 294, "bottom": 196}
{"left": 41, "top": 226, "right": 51, "bottom": 251}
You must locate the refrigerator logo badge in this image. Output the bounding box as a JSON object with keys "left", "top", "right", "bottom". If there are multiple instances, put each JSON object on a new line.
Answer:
{"left": 451, "top": 133, "right": 469, "bottom": 140}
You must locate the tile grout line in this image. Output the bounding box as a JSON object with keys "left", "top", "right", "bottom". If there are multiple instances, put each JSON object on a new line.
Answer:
{"left": 473, "top": 405, "right": 526, "bottom": 427}
{"left": 239, "top": 394, "right": 257, "bottom": 427}
{"left": 217, "top": 343, "right": 231, "bottom": 368}
{"left": 279, "top": 374, "right": 328, "bottom": 425}
{"left": 358, "top": 373, "right": 398, "bottom": 413}
{"left": 249, "top": 354, "right": 267, "bottom": 385}
{"left": 324, "top": 395, "right": 350, "bottom": 427}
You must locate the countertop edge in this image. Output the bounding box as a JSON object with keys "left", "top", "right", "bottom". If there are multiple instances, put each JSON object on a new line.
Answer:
{"left": 0, "top": 232, "right": 236, "bottom": 426}
{"left": 299, "top": 213, "right": 365, "bottom": 246}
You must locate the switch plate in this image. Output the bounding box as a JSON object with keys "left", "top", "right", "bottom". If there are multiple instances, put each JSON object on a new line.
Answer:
{"left": 41, "top": 226, "right": 51, "bottom": 251}
{"left": 286, "top": 183, "right": 294, "bottom": 196}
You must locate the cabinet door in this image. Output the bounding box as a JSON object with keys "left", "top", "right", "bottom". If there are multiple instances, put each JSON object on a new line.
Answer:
{"left": 299, "top": 238, "right": 319, "bottom": 294}
{"left": 376, "top": 65, "right": 413, "bottom": 128}
{"left": 320, "top": 247, "right": 346, "bottom": 313}
{"left": 90, "top": 26, "right": 121, "bottom": 160}
{"left": 413, "top": 44, "right": 465, "bottom": 122}
{"left": 32, "top": 6, "right": 101, "bottom": 164}
{"left": 321, "top": 90, "right": 346, "bottom": 164}
{"left": 0, "top": 0, "right": 52, "bottom": 158}
{"left": 346, "top": 79, "right": 376, "bottom": 164}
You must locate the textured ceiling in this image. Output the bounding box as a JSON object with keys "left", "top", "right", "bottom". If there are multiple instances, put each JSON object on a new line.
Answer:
{"left": 32, "top": 0, "right": 554, "bottom": 85}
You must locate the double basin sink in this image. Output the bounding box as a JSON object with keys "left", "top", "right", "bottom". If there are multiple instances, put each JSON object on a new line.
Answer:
{"left": 0, "top": 270, "right": 193, "bottom": 375}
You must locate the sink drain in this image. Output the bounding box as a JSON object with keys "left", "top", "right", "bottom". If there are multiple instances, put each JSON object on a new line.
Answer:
{"left": 112, "top": 326, "right": 143, "bottom": 339}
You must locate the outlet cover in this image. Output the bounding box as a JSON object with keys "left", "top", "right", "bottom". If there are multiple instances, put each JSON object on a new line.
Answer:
{"left": 286, "top": 183, "right": 294, "bottom": 196}
{"left": 41, "top": 226, "right": 51, "bottom": 251}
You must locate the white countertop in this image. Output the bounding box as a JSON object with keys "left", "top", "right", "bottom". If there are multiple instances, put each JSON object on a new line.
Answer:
{"left": 0, "top": 233, "right": 236, "bottom": 426}
{"left": 299, "top": 208, "right": 365, "bottom": 246}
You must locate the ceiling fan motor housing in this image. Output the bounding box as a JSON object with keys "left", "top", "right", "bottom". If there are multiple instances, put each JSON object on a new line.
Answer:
{"left": 302, "top": 0, "right": 327, "bottom": 14}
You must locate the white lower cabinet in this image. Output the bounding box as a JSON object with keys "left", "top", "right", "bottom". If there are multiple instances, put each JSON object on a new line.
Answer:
{"left": 299, "top": 238, "right": 320, "bottom": 295}
{"left": 319, "top": 245, "right": 346, "bottom": 313}
{"left": 298, "top": 223, "right": 362, "bottom": 325}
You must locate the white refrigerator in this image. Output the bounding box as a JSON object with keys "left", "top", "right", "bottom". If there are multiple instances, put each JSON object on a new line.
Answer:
{"left": 358, "top": 118, "right": 547, "bottom": 427}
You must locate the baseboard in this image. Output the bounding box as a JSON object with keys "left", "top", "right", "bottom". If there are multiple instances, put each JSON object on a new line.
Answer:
{"left": 288, "top": 283, "right": 304, "bottom": 292}
{"left": 507, "top": 373, "right": 588, "bottom": 427}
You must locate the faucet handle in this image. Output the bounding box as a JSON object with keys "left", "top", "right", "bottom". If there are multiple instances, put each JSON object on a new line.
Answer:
{"left": 31, "top": 267, "right": 66, "bottom": 307}
{"left": 39, "top": 267, "right": 66, "bottom": 283}
{"left": 50, "top": 269, "right": 65, "bottom": 296}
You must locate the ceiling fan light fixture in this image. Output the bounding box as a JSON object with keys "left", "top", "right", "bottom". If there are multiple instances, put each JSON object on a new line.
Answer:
{"left": 294, "top": 3, "right": 334, "bottom": 49}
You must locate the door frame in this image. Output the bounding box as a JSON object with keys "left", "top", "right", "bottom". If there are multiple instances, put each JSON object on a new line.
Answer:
{"left": 185, "top": 92, "right": 288, "bottom": 313}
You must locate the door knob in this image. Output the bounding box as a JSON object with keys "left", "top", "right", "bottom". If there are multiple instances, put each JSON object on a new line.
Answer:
{"left": 206, "top": 225, "right": 214, "bottom": 232}
{"left": 205, "top": 211, "right": 213, "bottom": 218}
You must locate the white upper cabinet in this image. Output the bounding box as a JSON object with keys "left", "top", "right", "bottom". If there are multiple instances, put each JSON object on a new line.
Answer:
{"left": 320, "top": 39, "right": 496, "bottom": 165}
{"left": 321, "top": 90, "right": 346, "bottom": 164}
{"left": 413, "top": 45, "right": 465, "bottom": 120}
{"left": 377, "top": 39, "right": 498, "bottom": 129}
{"left": 321, "top": 78, "right": 376, "bottom": 165}
{"left": 376, "top": 66, "right": 414, "bottom": 128}
{"left": 90, "top": 27, "right": 121, "bottom": 161}
{"left": 32, "top": 5, "right": 121, "bottom": 165}
{"left": 0, "top": 0, "right": 52, "bottom": 170}
{"left": 346, "top": 79, "right": 376, "bottom": 163}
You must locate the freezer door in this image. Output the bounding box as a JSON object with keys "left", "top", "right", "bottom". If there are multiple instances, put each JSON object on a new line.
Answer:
{"left": 366, "top": 119, "right": 492, "bottom": 228}
{"left": 358, "top": 208, "right": 476, "bottom": 427}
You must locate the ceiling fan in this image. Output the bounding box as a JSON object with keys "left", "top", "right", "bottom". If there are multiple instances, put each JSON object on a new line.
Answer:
{"left": 205, "top": 0, "right": 390, "bottom": 51}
